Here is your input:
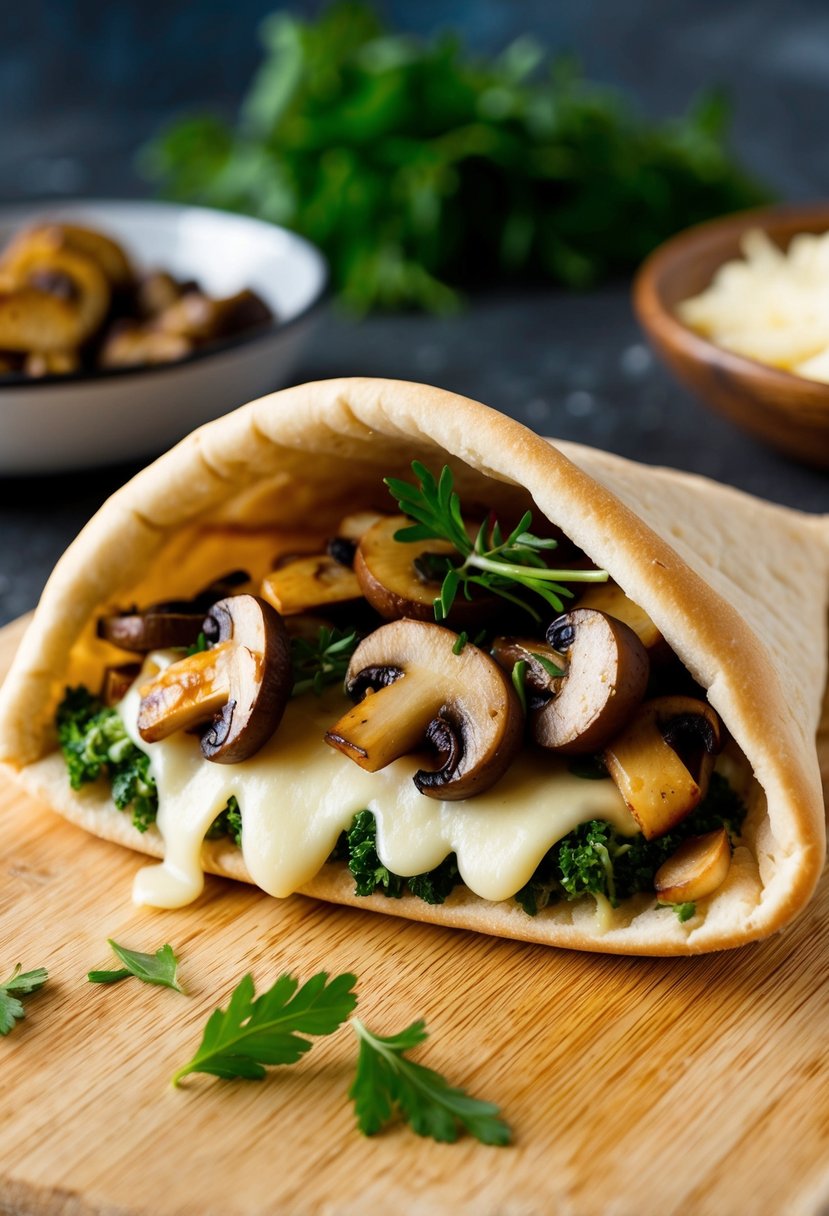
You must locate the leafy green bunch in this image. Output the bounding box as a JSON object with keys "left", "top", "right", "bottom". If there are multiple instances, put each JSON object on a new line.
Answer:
{"left": 140, "top": 1, "right": 768, "bottom": 312}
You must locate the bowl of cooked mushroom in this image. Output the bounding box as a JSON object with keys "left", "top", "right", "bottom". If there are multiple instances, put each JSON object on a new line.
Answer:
{"left": 0, "top": 199, "right": 328, "bottom": 474}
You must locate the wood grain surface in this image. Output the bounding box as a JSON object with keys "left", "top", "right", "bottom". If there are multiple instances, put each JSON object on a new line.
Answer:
{"left": 1, "top": 613, "right": 828, "bottom": 1216}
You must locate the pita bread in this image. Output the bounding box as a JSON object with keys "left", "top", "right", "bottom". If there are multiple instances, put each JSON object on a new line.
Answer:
{"left": 0, "top": 377, "right": 827, "bottom": 955}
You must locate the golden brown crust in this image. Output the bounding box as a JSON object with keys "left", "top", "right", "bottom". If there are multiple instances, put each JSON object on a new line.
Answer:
{"left": 0, "top": 377, "right": 827, "bottom": 953}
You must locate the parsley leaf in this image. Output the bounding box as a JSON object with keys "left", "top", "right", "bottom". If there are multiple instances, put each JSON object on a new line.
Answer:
{"left": 172, "top": 971, "right": 358, "bottom": 1085}
{"left": 88, "top": 940, "right": 184, "bottom": 992}
{"left": 349, "top": 1017, "right": 510, "bottom": 1145}
{"left": 386, "top": 462, "right": 608, "bottom": 622}
{"left": 0, "top": 965, "right": 48, "bottom": 1036}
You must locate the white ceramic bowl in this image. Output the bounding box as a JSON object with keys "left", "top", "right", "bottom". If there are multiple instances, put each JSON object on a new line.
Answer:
{"left": 0, "top": 199, "right": 328, "bottom": 474}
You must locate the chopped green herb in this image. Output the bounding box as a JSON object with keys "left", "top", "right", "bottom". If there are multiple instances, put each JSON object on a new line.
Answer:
{"left": 346, "top": 811, "right": 405, "bottom": 898}
{"left": 670, "top": 901, "right": 697, "bottom": 923}
{"left": 207, "top": 795, "right": 243, "bottom": 846}
{"left": 407, "top": 855, "right": 461, "bottom": 905}
{"left": 172, "top": 971, "right": 358, "bottom": 1085}
{"left": 0, "top": 965, "right": 48, "bottom": 1036}
{"left": 349, "top": 1017, "right": 510, "bottom": 1145}
{"left": 291, "top": 626, "right": 359, "bottom": 697}
{"left": 385, "top": 462, "right": 607, "bottom": 623}
{"left": 88, "top": 940, "right": 184, "bottom": 992}
{"left": 452, "top": 631, "right": 469, "bottom": 655}
{"left": 511, "top": 659, "right": 529, "bottom": 713}
{"left": 530, "top": 652, "right": 565, "bottom": 679}
{"left": 344, "top": 811, "right": 460, "bottom": 904}
{"left": 186, "top": 631, "right": 208, "bottom": 656}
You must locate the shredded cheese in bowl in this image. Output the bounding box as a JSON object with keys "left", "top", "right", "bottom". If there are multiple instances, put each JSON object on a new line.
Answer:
{"left": 677, "top": 228, "right": 829, "bottom": 382}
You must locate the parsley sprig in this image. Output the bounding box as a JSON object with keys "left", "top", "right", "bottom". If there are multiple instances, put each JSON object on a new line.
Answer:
{"left": 0, "top": 965, "right": 48, "bottom": 1036}
{"left": 385, "top": 462, "right": 607, "bottom": 623}
{"left": 172, "top": 970, "right": 358, "bottom": 1084}
{"left": 350, "top": 1017, "right": 510, "bottom": 1145}
{"left": 88, "top": 940, "right": 184, "bottom": 992}
{"left": 290, "top": 627, "right": 359, "bottom": 697}
{"left": 172, "top": 968, "right": 510, "bottom": 1145}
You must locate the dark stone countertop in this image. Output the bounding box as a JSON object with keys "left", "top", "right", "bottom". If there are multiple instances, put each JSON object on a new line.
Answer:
{"left": 1, "top": 283, "right": 826, "bottom": 628}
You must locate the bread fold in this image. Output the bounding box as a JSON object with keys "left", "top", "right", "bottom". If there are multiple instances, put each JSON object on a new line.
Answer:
{"left": 1, "top": 377, "right": 827, "bottom": 954}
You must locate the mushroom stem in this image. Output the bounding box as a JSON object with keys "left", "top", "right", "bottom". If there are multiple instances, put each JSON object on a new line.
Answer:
{"left": 603, "top": 696, "right": 722, "bottom": 839}
{"left": 137, "top": 642, "right": 234, "bottom": 742}
{"left": 325, "top": 673, "right": 442, "bottom": 771}
{"left": 325, "top": 619, "right": 524, "bottom": 799}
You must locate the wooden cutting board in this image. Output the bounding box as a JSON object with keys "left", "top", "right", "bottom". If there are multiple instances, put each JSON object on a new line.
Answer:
{"left": 1, "top": 613, "right": 828, "bottom": 1216}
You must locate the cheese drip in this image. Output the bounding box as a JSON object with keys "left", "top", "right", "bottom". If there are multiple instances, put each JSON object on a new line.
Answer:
{"left": 120, "top": 652, "right": 637, "bottom": 911}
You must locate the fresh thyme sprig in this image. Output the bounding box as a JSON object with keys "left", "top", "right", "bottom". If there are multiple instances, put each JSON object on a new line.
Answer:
{"left": 385, "top": 462, "right": 608, "bottom": 623}
{"left": 290, "top": 627, "right": 359, "bottom": 697}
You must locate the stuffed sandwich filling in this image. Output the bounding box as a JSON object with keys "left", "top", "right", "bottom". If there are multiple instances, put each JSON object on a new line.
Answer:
{"left": 55, "top": 462, "right": 750, "bottom": 927}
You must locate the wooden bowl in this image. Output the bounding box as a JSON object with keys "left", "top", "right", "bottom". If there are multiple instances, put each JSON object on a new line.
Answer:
{"left": 633, "top": 204, "right": 829, "bottom": 468}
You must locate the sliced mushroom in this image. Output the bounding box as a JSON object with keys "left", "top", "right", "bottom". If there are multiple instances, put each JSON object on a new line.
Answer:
{"left": 325, "top": 619, "right": 524, "bottom": 799}
{"left": 0, "top": 244, "right": 110, "bottom": 352}
{"left": 576, "top": 580, "right": 663, "bottom": 653}
{"left": 655, "top": 828, "right": 731, "bottom": 904}
{"left": 137, "top": 594, "right": 291, "bottom": 763}
{"left": 603, "top": 696, "right": 722, "bottom": 839}
{"left": 211, "top": 289, "right": 273, "bottom": 337}
{"left": 261, "top": 554, "right": 362, "bottom": 615}
{"left": 530, "top": 609, "right": 650, "bottom": 754}
{"left": 1, "top": 223, "right": 134, "bottom": 292}
{"left": 490, "top": 636, "right": 566, "bottom": 707}
{"left": 98, "top": 321, "right": 192, "bottom": 368}
{"left": 135, "top": 270, "right": 183, "bottom": 318}
{"left": 1, "top": 224, "right": 134, "bottom": 291}
{"left": 97, "top": 570, "right": 252, "bottom": 653}
{"left": 354, "top": 514, "right": 494, "bottom": 626}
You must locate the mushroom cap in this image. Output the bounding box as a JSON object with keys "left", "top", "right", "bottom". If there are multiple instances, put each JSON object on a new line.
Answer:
{"left": 200, "top": 595, "right": 293, "bottom": 763}
{"left": 354, "top": 515, "right": 494, "bottom": 627}
{"left": 329, "top": 619, "right": 525, "bottom": 799}
{"left": 532, "top": 608, "right": 650, "bottom": 754}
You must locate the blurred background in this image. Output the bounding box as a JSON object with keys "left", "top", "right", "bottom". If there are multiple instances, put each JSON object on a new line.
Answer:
{"left": 5, "top": 0, "right": 829, "bottom": 203}
{"left": 1, "top": 0, "right": 827, "bottom": 622}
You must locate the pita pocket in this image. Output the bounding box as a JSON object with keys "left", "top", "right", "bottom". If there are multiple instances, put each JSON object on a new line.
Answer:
{"left": 1, "top": 377, "right": 827, "bottom": 955}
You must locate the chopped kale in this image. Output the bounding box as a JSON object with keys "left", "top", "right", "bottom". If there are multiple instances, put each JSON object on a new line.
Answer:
{"left": 516, "top": 772, "right": 746, "bottom": 914}
{"left": 346, "top": 811, "right": 405, "bottom": 899}
{"left": 207, "top": 795, "right": 243, "bottom": 847}
{"left": 57, "top": 687, "right": 160, "bottom": 833}
{"left": 408, "top": 855, "right": 461, "bottom": 905}
{"left": 344, "top": 811, "right": 460, "bottom": 904}
{"left": 56, "top": 687, "right": 240, "bottom": 843}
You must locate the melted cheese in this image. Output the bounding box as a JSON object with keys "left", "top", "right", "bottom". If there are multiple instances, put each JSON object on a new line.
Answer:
{"left": 120, "top": 653, "right": 637, "bottom": 911}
